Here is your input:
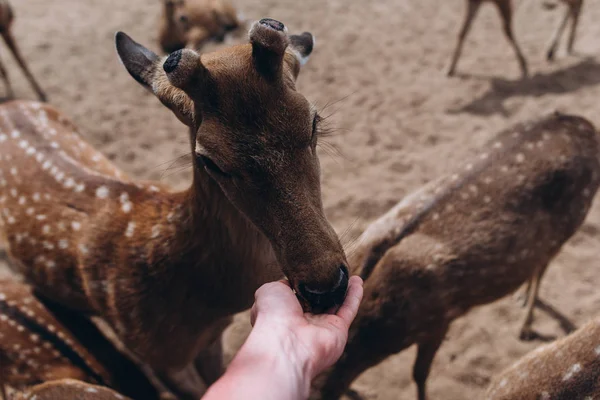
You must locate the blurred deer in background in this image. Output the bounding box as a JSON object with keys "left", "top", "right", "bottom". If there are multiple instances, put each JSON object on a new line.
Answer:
{"left": 0, "top": 18, "right": 347, "bottom": 399}
{"left": 159, "top": 0, "right": 242, "bottom": 53}
{"left": 486, "top": 316, "right": 600, "bottom": 400}
{"left": 447, "top": 0, "right": 585, "bottom": 78}
{"left": 0, "top": 278, "right": 160, "bottom": 400}
{"left": 0, "top": 0, "right": 46, "bottom": 101}
{"left": 312, "top": 112, "right": 600, "bottom": 400}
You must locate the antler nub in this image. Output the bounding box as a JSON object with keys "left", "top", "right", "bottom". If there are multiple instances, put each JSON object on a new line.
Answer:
{"left": 249, "top": 18, "right": 290, "bottom": 77}
{"left": 163, "top": 49, "right": 204, "bottom": 93}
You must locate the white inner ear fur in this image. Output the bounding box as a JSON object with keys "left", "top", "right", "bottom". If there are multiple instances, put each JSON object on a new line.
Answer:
{"left": 289, "top": 48, "right": 310, "bottom": 66}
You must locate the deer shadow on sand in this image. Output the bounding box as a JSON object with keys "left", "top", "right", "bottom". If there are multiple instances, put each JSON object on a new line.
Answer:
{"left": 447, "top": 57, "right": 600, "bottom": 117}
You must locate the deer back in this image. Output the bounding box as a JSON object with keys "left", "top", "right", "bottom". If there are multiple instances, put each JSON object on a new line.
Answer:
{"left": 486, "top": 317, "right": 600, "bottom": 400}
{"left": 354, "top": 112, "right": 599, "bottom": 312}
{"left": 10, "top": 379, "right": 131, "bottom": 400}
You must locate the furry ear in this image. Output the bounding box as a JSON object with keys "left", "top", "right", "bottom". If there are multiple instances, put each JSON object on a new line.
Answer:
{"left": 249, "top": 18, "right": 290, "bottom": 79}
{"left": 115, "top": 32, "right": 160, "bottom": 90}
{"left": 285, "top": 31, "right": 315, "bottom": 79}
{"left": 116, "top": 32, "right": 196, "bottom": 127}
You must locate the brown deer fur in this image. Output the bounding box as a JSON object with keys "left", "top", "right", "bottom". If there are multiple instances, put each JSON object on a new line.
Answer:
{"left": 0, "top": 0, "right": 46, "bottom": 101}
{"left": 312, "top": 112, "right": 600, "bottom": 400}
{"left": 486, "top": 316, "right": 600, "bottom": 400}
{"left": 10, "top": 379, "right": 132, "bottom": 400}
{"left": 0, "top": 19, "right": 348, "bottom": 399}
{"left": 447, "top": 0, "right": 585, "bottom": 78}
{"left": 0, "top": 278, "right": 160, "bottom": 400}
{"left": 159, "top": 0, "right": 241, "bottom": 53}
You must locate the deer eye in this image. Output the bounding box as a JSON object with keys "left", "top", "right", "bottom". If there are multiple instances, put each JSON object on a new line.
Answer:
{"left": 197, "top": 154, "right": 230, "bottom": 177}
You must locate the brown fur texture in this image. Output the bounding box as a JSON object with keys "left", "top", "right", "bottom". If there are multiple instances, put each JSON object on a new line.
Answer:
{"left": 486, "top": 316, "right": 600, "bottom": 400}
{"left": 447, "top": 0, "right": 585, "bottom": 77}
{"left": 312, "top": 112, "right": 600, "bottom": 400}
{"left": 0, "top": 278, "right": 160, "bottom": 400}
{"left": 158, "top": 0, "right": 242, "bottom": 53}
{"left": 0, "top": 19, "right": 343, "bottom": 399}
{"left": 10, "top": 379, "right": 132, "bottom": 400}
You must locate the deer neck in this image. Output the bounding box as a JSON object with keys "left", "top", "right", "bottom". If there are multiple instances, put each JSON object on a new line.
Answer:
{"left": 145, "top": 166, "right": 279, "bottom": 314}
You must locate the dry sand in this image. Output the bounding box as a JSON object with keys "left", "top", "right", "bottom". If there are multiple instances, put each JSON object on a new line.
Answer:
{"left": 4, "top": 0, "right": 600, "bottom": 399}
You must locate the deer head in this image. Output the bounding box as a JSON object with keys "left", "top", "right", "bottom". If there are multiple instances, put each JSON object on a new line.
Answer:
{"left": 115, "top": 19, "right": 348, "bottom": 312}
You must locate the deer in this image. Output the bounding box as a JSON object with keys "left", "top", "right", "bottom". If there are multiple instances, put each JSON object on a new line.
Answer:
{"left": 0, "top": 278, "right": 161, "bottom": 400}
{"left": 0, "top": 18, "right": 349, "bottom": 399}
{"left": 159, "top": 0, "right": 242, "bottom": 53}
{"left": 8, "top": 379, "right": 132, "bottom": 400}
{"left": 310, "top": 112, "right": 600, "bottom": 400}
{"left": 486, "top": 316, "right": 600, "bottom": 399}
{"left": 0, "top": 0, "right": 46, "bottom": 101}
{"left": 447, "top": 0, "right": 584, "bottom": 78}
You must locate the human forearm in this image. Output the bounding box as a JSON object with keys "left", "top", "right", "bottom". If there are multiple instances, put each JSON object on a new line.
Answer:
{"left": 202, "top": 323, "right": 312, "bottom": 400}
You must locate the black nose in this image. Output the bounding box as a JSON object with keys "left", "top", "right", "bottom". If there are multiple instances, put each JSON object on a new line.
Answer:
{"left": 297, "top": 266, "right": 349, "bottom": 314}
{"left": 179, "top": 15, "right": 189, "bottom": 24}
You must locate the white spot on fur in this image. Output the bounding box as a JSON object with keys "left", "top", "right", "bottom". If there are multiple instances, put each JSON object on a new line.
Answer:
{"left": 125, "top": 222, "right": 135, "bottom": 238}
{"left": 72, "top": 221, "right": 81, "bottom": 231}
{"left": 75, "top": 183, "right": 86, "bottom": 193}
{"left": 26, "top": 207, "right": 34, "bottom": 216}
{"left": 515, "top": 153, "right": 525, "bottom": 163}
{"left": 85, "top": 388, "right": 98, "bottom": 393}
{"left": 10, "top": 130, "right": 20, "bottom": 138}
{"left": 563, "top": 363, "right": 582, "bottom": 381}
{"left": 493, "top": 142, "right": 502, "bottom": 149}
{"left": 151, "top": 225, "right": 161, "bottom": 239}
{"left": 96, "top": 186, "right": 109, "bottom": 199}
{"left": 36, "top": 215, "right": 46, "bottom": 221}
{"left": 18, "top": 196, "right": 25, "bottom": 205}
{"left": 78, "top": 243, "right": 89, "bottom": 254}
{"left": 58, "top": 239, "right": 68, "bottom": 249}
{"left": 32, "top": 193, "right": 40, "bottom": 202}
{"left": 42, "top": 225, "right": 50, "bottom": 235}
{"left": 9, "top": 189, "right": 17, "bottom": 197}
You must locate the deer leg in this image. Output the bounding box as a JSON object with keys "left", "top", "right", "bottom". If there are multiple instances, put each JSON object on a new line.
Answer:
{"left": 158, "top": 365, "right": 208, "bottom": 400}
{"left": 546, "top": 6, "right": 571, "bottom": 60}
{"left": 447, "top": 1, "right": 481, "bottom": 77}
{"left": 495, "top": 0, "right": 528, "bottom": 78}
{"left": 0, "top": 29, "right": 47, "bottom": 102}
{"left": 519, "top": 263, "right": 548, "bottom": 340}
{"left": 0, "top": 56, "right": 14, "bottom": 100}
{"left": 413, "top": 327, "right": 447, "bottom": 400}
{"left": 566, "top": 2, "right": 583, "bottom": 55}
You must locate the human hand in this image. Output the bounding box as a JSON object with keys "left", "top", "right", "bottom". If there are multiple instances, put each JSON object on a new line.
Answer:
{"left": 249, "top": 275, "right": 364, "bottom": 379}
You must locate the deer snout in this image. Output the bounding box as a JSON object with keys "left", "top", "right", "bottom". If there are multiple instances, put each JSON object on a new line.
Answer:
{"left": 297, "top": 264, "right": 349, "bottom": 314}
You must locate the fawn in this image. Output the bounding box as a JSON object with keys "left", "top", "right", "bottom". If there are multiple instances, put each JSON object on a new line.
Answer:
{"left": 159, "top": 0, "right": 241, "bottom": 53}
{"left": 447, "top": 0, "right": 584, "bottom": 78}
{"left": 0, "top": 0, "right": 46, "bottom": 101}
{"left": 486, "top": 316, "right": 600, "bottom": 399}
{"left": 0, "top": 278, "right": 160, "bottom": 400}
{"left": 312, "top": 112, "right": 600, "bottom": 400}
{"left": 0, "top": 18, "right": 348, "bottom": 398}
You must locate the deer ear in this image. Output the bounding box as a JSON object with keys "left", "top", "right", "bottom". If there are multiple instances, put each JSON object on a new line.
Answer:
{"left": 285, "top": 32, "right": 315, "bottom": 79}
{"left": 115, "top": 32, "right": 160, "bottom": 90}
{"left": 116, "top": 32, "right": 196, "bottom": 127}
{"left": 249, "top": 18, "right": 290, "bottom": 79}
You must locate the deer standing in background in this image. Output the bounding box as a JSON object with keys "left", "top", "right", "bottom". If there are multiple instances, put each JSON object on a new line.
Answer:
{"left": 486, "top": 316, "right": 600, "bottom": 399}
{"left": 0, "top": 278, "right": 160, "bottom": 400}
{"left": 0, "top": 0, "right": 46, "bottom": 101}
{"left": 447, "top": 0, "right": 584, "bottom": 78}
{"left": 0, "top": 19, "right": 348, "bottom": 399}
{"left": 159, "top": 0, "right": 242, "bottom": 53}
{"left": 311, "top": 112, "right": 600, "bottom": 400}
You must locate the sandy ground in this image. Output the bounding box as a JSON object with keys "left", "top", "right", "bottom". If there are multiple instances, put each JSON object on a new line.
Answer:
{"left": 4, "top": 0, "right": 600, "bottom": 399}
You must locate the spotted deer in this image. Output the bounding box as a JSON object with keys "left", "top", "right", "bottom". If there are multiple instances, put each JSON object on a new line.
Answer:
{"left": 447, "top": 0, "right": 584, "bottom": 78}
{"left": 9, "top": 379, "right": 132, "bottom": 400}
{"left": 0, "top": 18, "right": 348, "bottom": 399}
{"left": 311, "top": 112, "right": 600, "bottom": 400}
{"left": 486, "top": 316, "right": 600, "bottom": 400}
{"left": 0, "top": 0, "right": 46, "bottom": 101}
{"left": 0, "top": 278, "right": 160, "bottom": 400}
{"left": 159, "top": 0, "right": 242, "bottom": 53}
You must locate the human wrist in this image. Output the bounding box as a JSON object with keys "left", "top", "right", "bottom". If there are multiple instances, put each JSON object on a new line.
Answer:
{"left": 230, "top": 320, "right": 313, "bottom": 397}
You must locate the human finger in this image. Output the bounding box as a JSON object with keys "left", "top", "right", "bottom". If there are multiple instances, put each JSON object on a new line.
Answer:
{"left": 335, "top": 276, "right": 363, "bottom": 328}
